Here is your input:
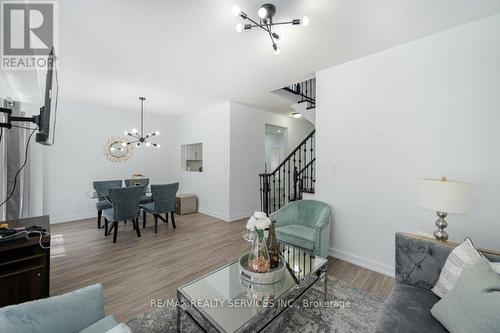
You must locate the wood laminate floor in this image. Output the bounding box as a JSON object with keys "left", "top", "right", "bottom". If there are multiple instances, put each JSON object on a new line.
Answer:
{"left": 50, "top": 213, "right": 394, "bottom": 322}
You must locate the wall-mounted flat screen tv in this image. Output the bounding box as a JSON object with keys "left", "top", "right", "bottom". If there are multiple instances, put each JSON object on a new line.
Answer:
{"left": 36, "top": 47, "right": 58, "bottom": 145}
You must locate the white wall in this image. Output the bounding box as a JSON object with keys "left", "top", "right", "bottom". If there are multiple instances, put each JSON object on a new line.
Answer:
{"left": 174, "top": 103, "right": 231, "bottom": 221}
{"left": 43, "top": 101, "right": 177, "bottom": 223}
{"left": 171, "top": 102, "right": 314, "bottom": 222}
{"left": 229, "top": 102, "right": 314, "bottom": 221}
{"left": 316, "top": 14, "right": 500, "bottom": 276}
{"left": 0, "top": 76, "right": 45, "bottom": 220}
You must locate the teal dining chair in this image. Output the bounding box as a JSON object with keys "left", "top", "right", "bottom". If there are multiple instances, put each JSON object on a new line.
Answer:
{"left": 92, "top": 180, "right": 122, "bottom": 229}
{"left": 141, "top": 183, "right": 179, "bottom": 233}
{"left": 124, "top": 178, "right": 152, "bottom": 204}
{"left": 102, "top": 186, "right": 144, "bottom": 243}
{"left": 270, "top": 200, "right": 332, "bottom": 258}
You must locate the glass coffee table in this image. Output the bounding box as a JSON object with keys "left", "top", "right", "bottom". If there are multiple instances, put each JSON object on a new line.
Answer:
{"left": 176, "top": 243, "right": 328, "bottom": 332}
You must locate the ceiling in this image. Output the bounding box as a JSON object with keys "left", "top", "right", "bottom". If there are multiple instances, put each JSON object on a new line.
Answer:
{"left": 2, "top": 0, "right": 500, "bottom": 117}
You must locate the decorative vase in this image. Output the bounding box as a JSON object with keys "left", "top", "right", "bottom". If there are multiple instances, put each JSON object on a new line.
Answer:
{"left": 248, "top": 229, "right": 270, "bottom": 273}
{"left": 267, "top": 220, "right": 280, "bottom": 269}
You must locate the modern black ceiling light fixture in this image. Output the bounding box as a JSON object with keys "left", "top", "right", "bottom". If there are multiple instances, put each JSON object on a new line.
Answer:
{"left": 124, "top": 97, "right": 160, "bottom": 148}
{"left": 232, "top": 3, "right": 309, "bottom": 55}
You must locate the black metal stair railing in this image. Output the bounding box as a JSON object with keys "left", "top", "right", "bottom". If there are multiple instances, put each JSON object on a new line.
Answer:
{"left": 259, "top": 129, "right": 315, "bottom": 215}
{"left": 283, "top": 78, "right": 316, "bottom": 109}
{"left": 296, "top": 157, "right": 316, "bottom": 194}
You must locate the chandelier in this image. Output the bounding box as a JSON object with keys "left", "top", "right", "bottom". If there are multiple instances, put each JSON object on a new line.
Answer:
{"left": 232, "top": 3, "right": 309, "bottom": 55}
{"left": 124, "top": 97, "right": 160, "bottom": 148}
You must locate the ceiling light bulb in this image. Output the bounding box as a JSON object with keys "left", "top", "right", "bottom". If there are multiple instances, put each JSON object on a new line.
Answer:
{"left": 146, "top": 142, "right": 151, "bottom": 147}
{"left": 272, "top": 32, "right": 283, "bottom": 43}
{"left": 235, "top": 23, "right": 243, "bottom": 33}
{"left": 121, "top": 142, "right": 127, "bottom": 147}
{"left": 156, "top": 144, "right": 161, "bottom": 148}
{"left": 258, "top": 7, "right": 267, "bottom": 19}
{"left": 302, "top": 16, "right": 310, "bottom": 27}
{"left": 292, "top": 112, "right": 302, "bottom": 118}
{"left": 155, "top": 131, "right": 160, "bottom": 136}
{"left": 131, "top": 128, "right": 138, "bottom": 134}
{"left": 232, "top": 5, "right": 241, "bottom": 16}
{"left": 273, "top": 43, "right": 280, "bottom": 55}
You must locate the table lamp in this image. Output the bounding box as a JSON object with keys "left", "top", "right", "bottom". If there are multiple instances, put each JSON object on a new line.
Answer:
{"left": 418, "top": 177, "right": 472, "bottom": 241}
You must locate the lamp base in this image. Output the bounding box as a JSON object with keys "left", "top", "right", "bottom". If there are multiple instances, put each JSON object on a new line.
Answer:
{"left": 434, "top": 211, "right": 448, "bottom": 241}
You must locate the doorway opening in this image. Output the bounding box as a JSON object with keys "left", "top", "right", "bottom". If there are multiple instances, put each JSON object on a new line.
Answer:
{"left": 265, "top": 124, "right": 286, "bottom": 173}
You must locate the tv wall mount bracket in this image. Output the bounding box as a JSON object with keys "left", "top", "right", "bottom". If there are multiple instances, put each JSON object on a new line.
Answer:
{"left": 0, "top": 106, "right": 42, "bottom": 129}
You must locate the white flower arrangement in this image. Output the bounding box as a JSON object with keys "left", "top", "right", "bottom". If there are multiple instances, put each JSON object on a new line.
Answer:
{"left": 246, "top": 211, "right": 271, "bottom": 243}
{"left": 246, "top": 211, "right": 271, "bottom": 230}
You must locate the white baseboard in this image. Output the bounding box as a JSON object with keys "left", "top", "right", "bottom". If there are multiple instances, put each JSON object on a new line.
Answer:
{"left": 229, "top": 211, "right": 253, "bottom": 222}
{"left": 198, "top": 207, "right": 230, "bottom": 222}
{"left": 198, "top": 207, "right": 254, "bottom": 223}
{"left": 302, "top": 192, "right": 316, "bottom": 200}
{"left": 50, "top": 212, "right": 97, "bottom": 224}
{"left": 52, "top": 208, "right": 246, "bottom": 225}
{"left": 329, "top": 247, "right": 395, "bottom": 278}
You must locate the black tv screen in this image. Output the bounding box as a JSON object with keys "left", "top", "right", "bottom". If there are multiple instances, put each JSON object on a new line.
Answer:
{"left": 36, "top": 47, "right": 58, "bottom": 145}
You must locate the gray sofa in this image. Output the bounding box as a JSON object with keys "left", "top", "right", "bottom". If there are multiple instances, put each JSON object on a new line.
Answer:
{"left": 374, "top": 232, "right": 500, "bottom": 333}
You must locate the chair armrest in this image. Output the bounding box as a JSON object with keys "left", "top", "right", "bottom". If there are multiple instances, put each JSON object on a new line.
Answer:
{"left": 314, "top": 207, "right": 331, "bottom": 231}
{"left": 314, "top": 207, "right": 332, "bottom": 258}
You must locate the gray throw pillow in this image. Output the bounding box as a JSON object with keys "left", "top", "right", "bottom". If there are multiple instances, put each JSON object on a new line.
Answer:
{"left": 431, "top": 257, "right": 500, "bottom": 333}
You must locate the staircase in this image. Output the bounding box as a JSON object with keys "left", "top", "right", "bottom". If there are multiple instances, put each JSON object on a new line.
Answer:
{"left": 284, "top": 78, "right": 316, "bottom": 110}
{"left": 261, "top": 78, "right": 317, "bottom": 215}
{"left": 259, "top": 129, "right": 316, "bottom": 215}
{"left": 272, "top": 78, "right": 316, "bottom": 123}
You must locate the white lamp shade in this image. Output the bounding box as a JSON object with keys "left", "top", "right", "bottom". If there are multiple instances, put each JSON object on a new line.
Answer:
{"left": 418, "top": 178, "right": 472, "bottom": 214}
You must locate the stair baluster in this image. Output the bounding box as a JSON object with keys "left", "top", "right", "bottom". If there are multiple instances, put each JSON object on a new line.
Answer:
{"left": 260, "top": 129, "right": 315, "bottom": 214}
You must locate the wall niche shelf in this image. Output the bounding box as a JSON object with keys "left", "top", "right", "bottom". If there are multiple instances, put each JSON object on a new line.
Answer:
{"left": 181, "top": 143, "right": 203, "bottom": 172}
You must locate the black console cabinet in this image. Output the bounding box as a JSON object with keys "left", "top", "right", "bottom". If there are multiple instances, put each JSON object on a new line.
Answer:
{"left": 0, "top": 215, "right": 50, "bottom": 307}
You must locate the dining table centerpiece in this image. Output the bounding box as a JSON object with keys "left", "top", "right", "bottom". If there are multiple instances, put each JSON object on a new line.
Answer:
{"left": 246, "top": 211, "right": 272, "bottom": 273}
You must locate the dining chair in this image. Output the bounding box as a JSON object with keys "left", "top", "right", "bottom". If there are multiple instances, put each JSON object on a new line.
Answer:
{"left": 124, "top": 178, "right": 152, "bottom": 204}
{"left": 141, "top": 183, "right": 179, "bottom": 233}
{"left": 92, "top": 180, "right": 122, "bottom": 229}
{"left": 102, "top": 186, "right": 144, "bottom": 243}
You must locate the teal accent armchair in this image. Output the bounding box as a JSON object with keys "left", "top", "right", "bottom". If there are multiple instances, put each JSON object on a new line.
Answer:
{"left": 0, "top": 284, "right": 130, "bottom": 333}
{"left": 270, "top": 200, "right": 332, "bottom": 258}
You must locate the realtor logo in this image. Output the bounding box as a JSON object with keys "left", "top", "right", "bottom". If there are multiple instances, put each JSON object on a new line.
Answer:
{"left": 1, "top": 0, "right": 58, "bottom": 69}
